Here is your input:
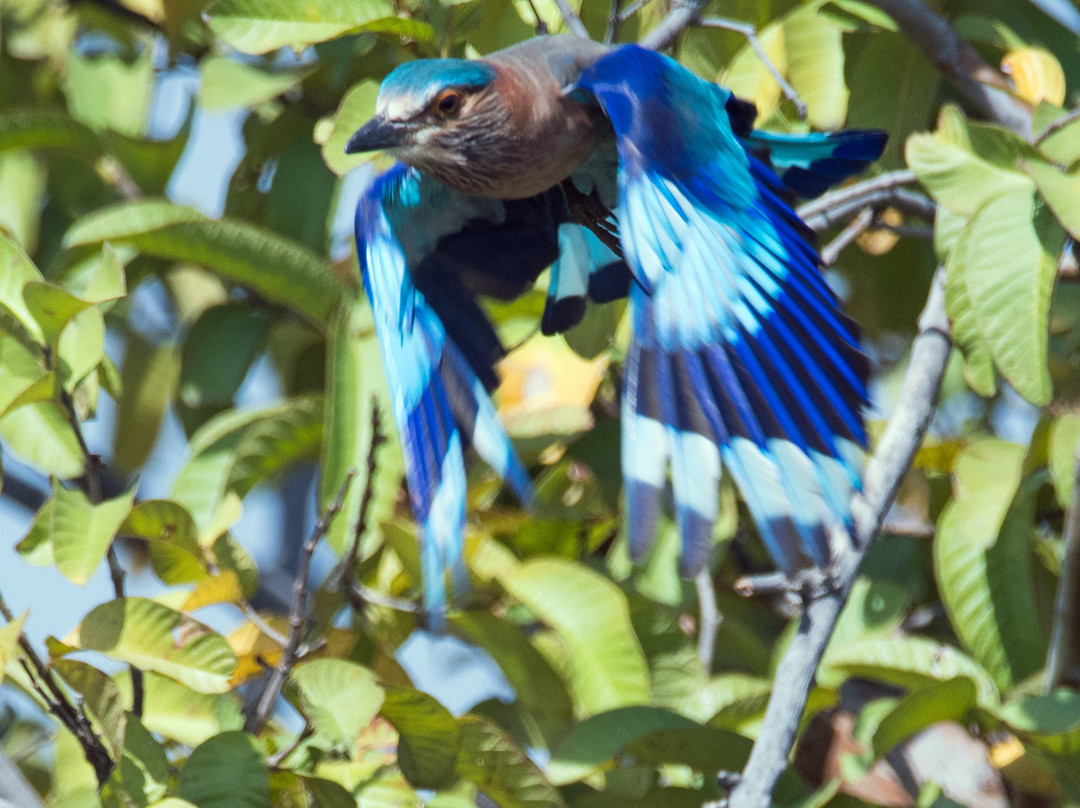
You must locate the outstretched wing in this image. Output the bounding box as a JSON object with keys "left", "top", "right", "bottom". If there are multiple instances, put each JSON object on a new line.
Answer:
{"left": 576, "top": 46, "right": 882, "bottom": 574}
{"left": 356, "top": 164, "right": 541, "bottom": 624}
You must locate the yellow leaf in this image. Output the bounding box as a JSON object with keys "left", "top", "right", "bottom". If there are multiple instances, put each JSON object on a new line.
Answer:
{"left": 183, "top": 572, "right": 243, "bottom": 611}
{"left": 1002, "top": 47, "right": 1066, "bottom": 107}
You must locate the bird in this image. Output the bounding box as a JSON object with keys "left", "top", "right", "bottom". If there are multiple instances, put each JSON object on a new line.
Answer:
{"left": 346, "top": 35, "right": 886, "bottom": 626}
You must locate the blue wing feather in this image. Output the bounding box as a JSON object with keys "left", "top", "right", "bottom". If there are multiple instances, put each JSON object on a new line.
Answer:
{"left": 577, "top": 45, "right": 879, "bottom": 573}
{"left": 355, "top": 165, "right": 534, "bottom": 625}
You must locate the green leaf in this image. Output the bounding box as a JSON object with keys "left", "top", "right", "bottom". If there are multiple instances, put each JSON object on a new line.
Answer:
{"left": 455, "top": 715, "right": 565, "bottom": 808}
{"left": 0, "top": 335, "right": 49, "bottom": 419}
{"left": 936, "top": 453, "right": 1046, "bottom": 691}
{"left": 180, "top": 303, "right": 272, "bottom": 408}
{"left": 964, "top": 188, "right": 1060, "bottom": 405}
{"left": 1038, "top": 114, "right": 1080, "bottom": 166}
{"left": 906, "top": 110, "right": 1032, "bottom": 216}
{"left": 292, "top": 659, "right": 384, "bottom": 748}
{"left": 320, "top": 301, "right": 401, "bottom": 556}
{"left": 64, "top": 200, "right": 343, "bottom": 325}
{"left": 0, "top": 150, "right": 47, "bottom": 253}
{"left": 944, "top": 224, "right": 997, "bottom": 397}
{"left": 120, "top": 499, "right": 207, "bottom": 585}
{"left": 0, "top": 110, "right": 102, "bottom": 159}
{"left": 823, "top": 635, "right": 999, "bottom": 707}
{"left": 500, "top": 559, "right": 649, "bottom": 715}
{"left": 548, "top": 706, "right": 697, "bottom": 785}
{"left": 48, "top": 484, "right": 135, "bottom": 585}
{"left": 22, "top": 280, "right": 93, "bottom": 344}
{"left": 269, "top": 772, "right": 356, "bottom": 808}
{"left": 125, "top": 672, "right": 243, "bottom": 747}
{"left": 178, "top": 732, "right": 268, "bottom": 808}
{"left": 702, "top": 675, "right": 773, "bottom": 732}
{"left": 1049, "top": 413, "right": 1080, "bottom": 509}
{"left": 54, "top": 659, "right": 127, "bottom": 758}
{"left": 624, "top": 725, "right": 752, "bottom": 773}
{"left": 320, "top": 80, "right": 380, "bottom": 177}
{"left": 200, "top": 57, "right": 312, "bottom": 111}
{"left": 783, "top": 6, "right": 848, "bottom": 130}
{"left": 997, "top": 689, "right": 1080, "bottom": 755}
{"left": 1022, "top": 157, "right": 1080, "bottom": 239}
{"left": 114, "top": 337, "right": 177, "bottom": 472}
{"left": 204, "top": 0, "right": 395, "bottom": 55}
{"left": 380, "top": 686, "right": 461, "bottom": 790}
{"left": 64, "top": 47, "right": 154, "bottom": 137}
{"left": 76, "top": 598, "right": 236, "bottom": 693}
{"left": 0, "top": 232, "right": 45, "bottom": 345}
{"left": 871, "top": 678, "right": 977, "bottom": 757}
{"left": 0, "top": 612, "right": 27, "bottom": 689}
{"left": 111, "top": 717, "right": 169, "bottom": 807}
{"left": 57, "top": 306, "right": 105, "bottom": 391}
{"left": 0, "top": 401, "right": 83, "bottom": 478}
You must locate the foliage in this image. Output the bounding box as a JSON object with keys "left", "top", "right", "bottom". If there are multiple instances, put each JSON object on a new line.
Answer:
{"left": 1, "top": 0, "right": 1079, "bottom": 806}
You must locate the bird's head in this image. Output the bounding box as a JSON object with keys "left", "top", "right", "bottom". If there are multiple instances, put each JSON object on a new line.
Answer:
{"left": 346, "top": 59, "right": 501, "bottom": 173}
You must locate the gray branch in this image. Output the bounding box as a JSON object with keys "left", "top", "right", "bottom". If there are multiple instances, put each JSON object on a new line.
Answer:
{"left": 1046, "top": 433, "right": 1080, "bottom": 691}
{"left": 640, "top": 0, "right": 710, "bottom": 51}
{"left": 728, "top": 268, "right": 952, "bottom": 808}
{"left": 863, "top": 0, "right": 1032, "bottom": 137}
{"left": 552, "top": 0, "right": 590, "bottom": 39}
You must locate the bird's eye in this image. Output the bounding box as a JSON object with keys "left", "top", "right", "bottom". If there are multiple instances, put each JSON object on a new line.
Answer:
{"left": 435, "top": 90, "right": 462, "bottom": 117}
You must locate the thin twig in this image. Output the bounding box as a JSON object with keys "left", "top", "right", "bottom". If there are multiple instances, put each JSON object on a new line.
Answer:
{"left": 728, "top": 268, "right": 952, "bottom": 808}
{"left": 1046, "top": 433, "right": 1080, "bottom": 691}
{"left": 863, "top": 0, "right": 1032, "bottom": 138}
{"left": 640, "top": 0, "right": 710, "bottom": 51}
{"left": 343, "top": 403, "right": 388, "bottom": 574}
{"left": 553, "top": 0, "right": 590, "bottom": 38}
{"left": 344, "top": 582, "right": 422, "bottom": 614}
{"left": 0, "top": 594, "right": 114, "bottom": 782}
{"left": 267, "top": 721, "right": 315, "bottom": 769}
{"left": 797, "top": 170, "right": 924, "bottom": 229}
{"left": 523, "top": 0, "right": 549, "bottom": 34}
{"left": 697, "top": 17, "right": 807, "bottom": 118}
{"left": 605, "top": 0, "right": 623, "bottom": 43}
{"left": 239, "top": 601, "right": 289, "bottom": 648}
{"left": 821, "top": 207, "right": 875, "bottom": 266}
{"left": 244, "top": 469, "right": 357, "bottom": 735}
{"left": 695, "top": 569, "right": 721, "bottom": 669}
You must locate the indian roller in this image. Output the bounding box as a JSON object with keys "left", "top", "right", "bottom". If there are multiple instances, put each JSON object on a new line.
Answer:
{"left": 346, "top": 36, "right": 886, "bottom": 625}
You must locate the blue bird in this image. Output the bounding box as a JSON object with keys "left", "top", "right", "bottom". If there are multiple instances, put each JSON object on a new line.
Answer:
{"left": 346, "top": 36, "right": 886, "bottom": 626}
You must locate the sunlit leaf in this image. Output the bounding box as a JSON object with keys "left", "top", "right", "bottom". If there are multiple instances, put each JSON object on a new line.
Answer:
{"left": 124, "top": 672, "right": 243, "bottom": 747}
{"left": 380, "top": 687, "right": 460, "bottom": 790}
{"left": 1022, "top": 157, "right": 1080, "bottom": 240}
{"left": 1049, "top": 413, "right": 1080, "bottom": 509}
{"left": 120, "top": 499, "right": 207, "bottom": 585}
{"left": 871, "top": 677, "right": 977, "bottom": 757}
{"left": 54, "top": 659, "right": 127, "bottom": 758}
{"left": 293, "top": 659, "right": 385, "bottom": 748}
{"left": 0, "top": 401, "right": 83, "bottom": 477}
{"left": 320, "top": 81, "right": 380, "bottom": 176}
{"left": 75, "top": 598, "right": 236, "bottom": 693}
{"left": 200, "top": 56, "right": 312, "bottom": 111}
{"left": 48, "top": 484, "right": 135, "bottom": 586}
{"left": 783, "top": 5, "right": 848, "bottom": 129}
{"left": 0, "top": 612, "right": 27, "bottom": 689}
{"left": 944, "top": 225, "right": 997, "bottom": 397}
{"left": 997, "top": 689, "right": 1080, "bottom": 755}
{"left": 205, "top": 0, "right": 395, "bottom": 54}
{"left": 500, "top": 559, "right": 649, "bottom": 715}
{"left": 111, "top": 717, "right": 169, "bottom": 806}
{"left": 1001, "top": 47, "right": 1066, "bottom": 107}
{"left": 455, "top": 715, "right": 564, "bottom": 808}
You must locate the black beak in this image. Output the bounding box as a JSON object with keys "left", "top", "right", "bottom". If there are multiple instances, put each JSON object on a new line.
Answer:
{"left": 345, "top": 116, "right": 412, "bottom": 154}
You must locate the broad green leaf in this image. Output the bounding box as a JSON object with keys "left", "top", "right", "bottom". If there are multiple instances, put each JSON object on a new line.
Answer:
{"left": 455, "top": 715, "right": 564, "bottom": 808}
{"left": 823, "top": 635, "right": 999, "bottom": 707}
{"left": 453, "top": 611, "right": 574, "bottom": 728}
{"left": 180, "top": 303, "right": 272, "bottom": 408}
{"left": 0, "top": 233, "right": 45, "bottom": 344}
{"left": 624, "top": 725, "right": 752, "bottom": 773}
{"left": 204, "top": 0, "right": 395, "bottom": 55}
{"left": 1022, "top": 157, "right": 1080, "bottom": 239}
{"left": 719, "top": 21, "right": 786, "bottom": 122}
{"left": 944, "top": 225, "right": 997, "bottom": 397}
{"left": 964, "top": 188, "right": 1060, "bottom": 405}
{"left": 22, "top": 280, "right": 93, "bottom": 344}
{"left": 269, "top": 772, "right": 355, "bottom": 808}
{"left": 54, "top": 659, "right": 127, "bottom": 758}
{"left": 380, "top": 686, "right": 460, "bottom": 789}
{"left": 997, "top": 689, "right": 1080, "bottom": 755}
{"left": 320, "top": 301, "right": 401, "bottom": 556}
{"left": 1038, "top": 114, "right": 1080, "bottom": 166}
{"left": 871, "top": 677, "right": 977, "bottom": 757}
{"left": 1049, "top": 413, "right": 1080, "bottom": 508}
{"left": 120, "top": 499, "right": 207, "bottom": 585}
{"left": 906, "top": 110, "right": 1032, "bottom": 216}
{"left": 178, "top": 732, "right": 268, "bottom": 808}
{"left": 64, "top": 47, "right": 154, "bottom": 137}
{"left": 64, "top": 200, "right": 343, "bottom": 325}
{"left": 783, "top": 6, "right": 848, "bottom": 130}
{"left": 114, "top": 337, "right": 177, "bottom": 472}
{"left": 702, "top": 675, "right": 773, "bottom": 732}
{"left": 75, "top": 598, "right": 236, "bottom": 693}
{"left": 60, "top": 243, "right": 127, "bottom": 304}
{"left": 111, "top": 717, "right": 169, "bottom": 807}
{"left": 200, "top": 57, "right": 312, "bottom": 111}
{"left": 42, "top": 484, "right": 134, "bottom": 585}
{"left": 500, "top": 559, "right": 649, "bottom": 715}
{"left": 0, "top": 150, "right": 47, "bottom": 252}
{"left": 293, "top": 659, "right": 384, "bottom": 748}
{"left": 57, "top": 306, "right": 105, "bottom": 392}
{"left": 0, "top": 335, "right": 49, "bottom": 418}
{"left": 942, "top": 438, "right": 1025, "bottom": 552}
{"left": 225, "top": 394, "right": 323, "bottom": 495}
{"left": 122, "top": 672, "right": 243, "bottom": 747}
{"left": 0, "top": 110, "right": 102, "bottom": 160}
{"left": 0, "top": 612, "right": 26, "bottom": 689}
{"left": 0, "top": 401, "right": 83, "bottom": 477}
{"left": 319, "top": 80, "right": 379, "bottom": 176}
{"left": 548, "top": 706, "right": 697, "bottom": 785}
{"left": 936, "top": 474, "right": 1045, "bottom": 691}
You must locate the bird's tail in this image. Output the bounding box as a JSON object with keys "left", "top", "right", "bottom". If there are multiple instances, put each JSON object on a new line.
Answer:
{"left": 740, "top": 129, "right": 887, "bottom": 198}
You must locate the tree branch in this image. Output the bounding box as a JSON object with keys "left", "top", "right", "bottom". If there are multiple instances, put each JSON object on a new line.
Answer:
{"left": 1046, "top": 433, "right": 1080, "bottom": 691}
{"left": 696, "top": 17, "right": 806, "bottom": 118}
{"left": 640, "top": 0, "right": 710, "bottom": 51}
{"left": 552, "top": 0, "right": 590, "bottom": 39}
{"left": 244, "top": 469, "right": 356, "bottom": 735}
{"left": 728, "top": 267, "right": 952, "bottom": 808}
{"left": 863, "top": 0, "right": 1032, "bottom": 137}
{"left": 695, "top": 569, "right": 721, "bottom": 669}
